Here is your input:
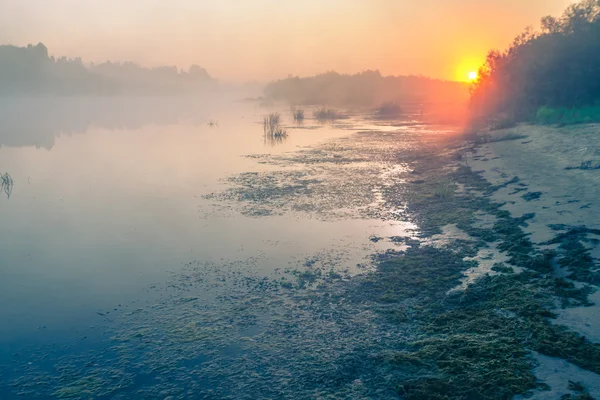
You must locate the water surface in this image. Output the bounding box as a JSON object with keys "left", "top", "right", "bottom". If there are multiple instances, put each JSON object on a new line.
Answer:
{"left": 0, "top": 97, "right": 414, "bottom": 360}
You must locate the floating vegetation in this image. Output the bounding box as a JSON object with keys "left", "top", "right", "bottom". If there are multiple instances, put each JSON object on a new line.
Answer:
{"left": 263, "top": 112, "right": 288, "bottom": 146}
{"left": 203, "top": 162, "right": 386, "bottom": 220}
{"left": 1, "top": 172, "right": 13, "bottom": 198}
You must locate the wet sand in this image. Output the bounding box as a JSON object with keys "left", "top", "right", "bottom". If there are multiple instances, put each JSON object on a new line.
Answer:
{"left": 468, "top": 124, "right": 600, "bottom": 398}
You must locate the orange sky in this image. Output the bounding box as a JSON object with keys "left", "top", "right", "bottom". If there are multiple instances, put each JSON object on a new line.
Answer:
{"left": 0, "top": 0, "right": 574, "bottom": 82}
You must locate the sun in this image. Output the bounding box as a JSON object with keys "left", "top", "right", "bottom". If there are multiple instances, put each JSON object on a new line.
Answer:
{"left": 468, "top": 71, "right": 478, "bottom": 81}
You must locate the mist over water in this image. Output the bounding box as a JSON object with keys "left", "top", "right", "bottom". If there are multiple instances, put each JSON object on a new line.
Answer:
{"left": 0, "top": 96, "right": 416, "bottom": 353}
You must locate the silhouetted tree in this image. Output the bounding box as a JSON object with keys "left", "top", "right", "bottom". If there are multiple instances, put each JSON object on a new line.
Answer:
{"left": 470, "top": 0, "right": 600, "bottom": 124}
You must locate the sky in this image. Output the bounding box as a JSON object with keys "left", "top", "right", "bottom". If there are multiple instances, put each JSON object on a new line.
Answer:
{"left": 0, "top": 0, "right": 576, "bottom": 82}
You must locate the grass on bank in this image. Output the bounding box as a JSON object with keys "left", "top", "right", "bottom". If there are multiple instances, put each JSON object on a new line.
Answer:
{"left": 535, "top": 105, "right": 600, "bottom": 126}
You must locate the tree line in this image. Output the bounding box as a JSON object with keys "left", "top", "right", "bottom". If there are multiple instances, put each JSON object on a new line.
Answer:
{"left": 264, "top": 70, "right": 468, "bottom": 108}
{"left": 0, "top": 43, "right": 214, "bottom": 96}
{"left": 470, "top": 0, "right": 600, "bottom": 126}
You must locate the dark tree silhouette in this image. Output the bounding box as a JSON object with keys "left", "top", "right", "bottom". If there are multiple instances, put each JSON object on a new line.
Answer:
{"left": 0, "top": 43, "right": 214, "bottom": 96}
{"left": 470, "top": 0, "right": 600, "bottom": 126}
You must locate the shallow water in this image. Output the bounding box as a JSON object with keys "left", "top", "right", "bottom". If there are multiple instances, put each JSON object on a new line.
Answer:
{"left": 0, "top": 96, "right": 435, "bottom": 398}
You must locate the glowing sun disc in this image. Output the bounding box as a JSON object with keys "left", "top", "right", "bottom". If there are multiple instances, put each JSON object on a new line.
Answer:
{"left": 468, "top": 71, "right": 478, "bottom": 81}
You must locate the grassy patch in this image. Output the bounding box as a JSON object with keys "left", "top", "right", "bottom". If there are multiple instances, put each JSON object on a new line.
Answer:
{"left": 314, "top": 108, "right": 342, "bottom": 122}
{"left": 536, "top": 105, "right": 600, "bottom": 126}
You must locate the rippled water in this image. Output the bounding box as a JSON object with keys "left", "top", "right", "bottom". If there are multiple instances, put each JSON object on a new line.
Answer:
{"left": 0, "top": 96, "right": 437, "bottom": 399}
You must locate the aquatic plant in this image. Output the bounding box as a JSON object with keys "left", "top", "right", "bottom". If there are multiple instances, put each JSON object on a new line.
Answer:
{"left": 374, "top": 102, "right": 402, "bottom": 119}
{"left": 263, "top": 112, "right": 288, "bottom": 146}
{"left": 263, "top": 112, "right": 281, "bottom": 132}
{"left": 314, "top": 108, "right": 340, "bottom": 122}
{"left": 292, "top": 108, "right": 305, "bottom": 122}
{"left": 1, "top": 172, "right": 13, "bottom": 198}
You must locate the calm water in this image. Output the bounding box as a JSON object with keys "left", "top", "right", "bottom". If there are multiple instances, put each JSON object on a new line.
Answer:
{"left": 0, "top": 96, "right": 412, "bottom": 359}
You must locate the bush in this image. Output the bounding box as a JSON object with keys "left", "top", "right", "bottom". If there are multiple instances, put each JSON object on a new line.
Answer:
{"left": 535, "top": 106, "right": 600, "bottom": 125}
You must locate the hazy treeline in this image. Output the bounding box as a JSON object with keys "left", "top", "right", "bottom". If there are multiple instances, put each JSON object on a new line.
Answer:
{"left": 0, "top": 95, "right": 247, "bottom": 149}
{"left": 471, "top": 0, "right": 600, "bottom": 125}
{"left": 0, "top": 43, "right": 215, "bottom": 96}
{"left": 264, "top": 70, "right": 469, "bottom": 108}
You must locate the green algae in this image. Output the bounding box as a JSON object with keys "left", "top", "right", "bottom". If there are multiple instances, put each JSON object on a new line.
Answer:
{"left": 362, "top": 144, "right": 600, "bottom": 398}
{"left": 522, "top": 191, "right": 542, "bottom": 201}
{"left": 545, "top": 226, "right": 600, "bottom": 284}
{"left": 491, "top": 262, "right": 515, "bottom": 274}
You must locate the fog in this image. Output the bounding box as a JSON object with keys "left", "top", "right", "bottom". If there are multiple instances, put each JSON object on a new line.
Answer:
{"left": 0, "top": 95, "right": 255, "bottom": 149}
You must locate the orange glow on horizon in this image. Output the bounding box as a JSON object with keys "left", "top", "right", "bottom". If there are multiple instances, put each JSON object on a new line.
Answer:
{"left": 455, "top": 57, "right": 484, "bottom": 82}
{"left": 0, "top": 0, "right": 572, "bottom": 82}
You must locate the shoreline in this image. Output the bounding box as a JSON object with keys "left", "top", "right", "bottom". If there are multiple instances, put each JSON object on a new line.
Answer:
{"left": 466, "top": 123, "right": 600, "bottom": 398}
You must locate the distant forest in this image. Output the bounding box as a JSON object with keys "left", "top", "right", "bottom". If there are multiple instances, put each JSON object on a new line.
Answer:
{"left": 0, "top": 43, "right": 215, "bottom": 96}
{"left": 264, "top": 70, "right": 469, "bottom": 108}
{"left": 471, "top": 0, "right": 600, "bottom": 126}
